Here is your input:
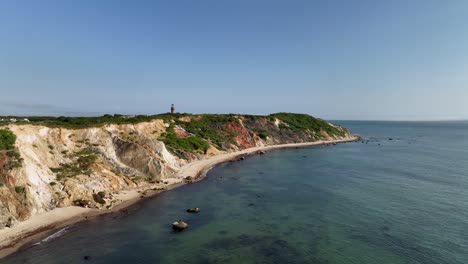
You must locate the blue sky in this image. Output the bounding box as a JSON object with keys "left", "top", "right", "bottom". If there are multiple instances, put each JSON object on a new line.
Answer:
{"left": 1, "top": 0, "right": 467, "bottom": 120}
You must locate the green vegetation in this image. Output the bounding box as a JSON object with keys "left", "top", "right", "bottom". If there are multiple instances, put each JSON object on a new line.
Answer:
{"left": 0, "top": 129, "right": 22, "bottom": 169}
{"left": 270, "top": 113, "right": 345, "bottom": 137}
{"left": 255, "top": 129, "right": 269, "bottom": 140}
{"left": 50, "top": 148, "right": 99, "bottom": 181}
{"left": 184, "top": 176, "right": 193, "bottom": 183}
{"left": 76, "top": 148, "right": 97, "bottom": 156}
{"left": 162, "top": 132, "right": 209, "bottom": 154}
{"left": 77, "top": 154, "right": 98, "bottom": 167}
{"left": 160, "top": 114, "right": 239, "bottom": 154}
{"left": 2, "top": 113, "right": 346, "bottom": 158}
{"left": 132, "top": 176, "right": 143, "bottom": 182}
{"left": 175, "top": 115, "right": 238, "bottom": 145}
{"left": 15, "top": 185, "right": 25, "bottom": 194}
{"left": 7, "top": 114, "right": 171, "bottom": 129}
{"left": 7, "top": 150, "right": 20, "bottom": 159}
{"left": 0, "top": 129, "right": 16, "bottom": 150}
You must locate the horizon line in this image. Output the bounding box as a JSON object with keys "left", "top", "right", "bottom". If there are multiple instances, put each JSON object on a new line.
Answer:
{"left": 0, "top": 113, "right": 466, "bottom": 123}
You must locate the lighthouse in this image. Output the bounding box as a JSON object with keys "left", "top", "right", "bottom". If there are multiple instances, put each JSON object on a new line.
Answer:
{"left": 171, "top": 104, "right": 175, "bottom": 114}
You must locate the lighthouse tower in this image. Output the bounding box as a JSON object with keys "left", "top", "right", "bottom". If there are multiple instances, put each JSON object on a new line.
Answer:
{"left": 170, "top": 104, "right": 175, "bottom": 114}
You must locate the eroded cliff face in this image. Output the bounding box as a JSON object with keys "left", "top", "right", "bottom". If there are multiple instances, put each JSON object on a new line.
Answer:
{"left": 0, "top": 114, "right": 353, "bottom": 229}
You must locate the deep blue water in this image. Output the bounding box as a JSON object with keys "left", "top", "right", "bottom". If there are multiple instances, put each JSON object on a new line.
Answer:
{"left": 3, "top": 121, "right": 468, "bottom": 264}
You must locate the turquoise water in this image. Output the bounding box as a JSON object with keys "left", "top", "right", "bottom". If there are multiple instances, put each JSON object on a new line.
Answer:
{"left": 3, "top": 121, "right": 468, "bottom": 264}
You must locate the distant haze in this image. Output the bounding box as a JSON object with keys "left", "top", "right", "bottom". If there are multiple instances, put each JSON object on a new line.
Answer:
{"left": 1, "top": 0, "right": 467, "bottom": 120}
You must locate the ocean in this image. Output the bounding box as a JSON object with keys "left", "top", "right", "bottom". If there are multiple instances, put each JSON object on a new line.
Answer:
{"left": 2, "top": 121, "right": 468, "bottom": 264}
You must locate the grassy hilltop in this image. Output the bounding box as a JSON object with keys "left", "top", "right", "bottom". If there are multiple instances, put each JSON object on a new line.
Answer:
{"left": 1, "top": 113, "right": 348, "bottom": 155}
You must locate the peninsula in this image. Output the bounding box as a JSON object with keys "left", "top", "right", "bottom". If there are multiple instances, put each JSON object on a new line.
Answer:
{"left": 0, "top": 113, "right": 357, "bottom": 257}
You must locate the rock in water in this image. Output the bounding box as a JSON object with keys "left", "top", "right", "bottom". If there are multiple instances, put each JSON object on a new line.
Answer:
{"left": 172, "top": 220, "right": 188, "bottom": 231}
{"left": 186, "top": 207, "right": 200, "bottom": 213}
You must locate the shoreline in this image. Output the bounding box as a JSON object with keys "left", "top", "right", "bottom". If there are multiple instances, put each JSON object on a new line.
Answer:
{"left": 0, "top": 136, "right": 358, "bottom": 259}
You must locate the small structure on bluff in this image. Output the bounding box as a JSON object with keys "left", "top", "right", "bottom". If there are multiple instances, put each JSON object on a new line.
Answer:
{"left": 171, "top": 104, "right": 175, "bottom": 114}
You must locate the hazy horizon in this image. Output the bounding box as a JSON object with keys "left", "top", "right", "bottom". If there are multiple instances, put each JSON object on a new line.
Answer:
{"left": 1, "top": 105, "right": 467, "bottom": 122}
{"left": 1, "top": 1, "right": 468, "bottom": 120}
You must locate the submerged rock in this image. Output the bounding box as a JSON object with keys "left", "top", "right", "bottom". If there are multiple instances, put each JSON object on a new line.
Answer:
{"left": 186, "top": 207, "right": 200, "bottom": 213}
{"left": 172, "top": 220, "right": 188, "bottom": 231}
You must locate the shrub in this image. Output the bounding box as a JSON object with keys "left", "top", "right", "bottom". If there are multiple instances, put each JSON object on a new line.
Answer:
{"left": 7, "top": 150, "right": 20, "bottom": 159}
{"left": 177, "top": 115, "right": 238, "bottom": 145}
{"left": 77, "top": 154, "right": 98, "bottom": 167}
{"left": 256, "top": 130, "right": 268, "bottom": 140}
{"left": 271, "top": 113, "right": 345, "bottom": 137}
{"left": 0, "top": 129, "right": 16, "bottom": 150}
{"left": 15, "top": 186, "right": 25, "bottom": 194}
{"left": 76, "top": 148, "right": 98, "bottom": 156}
{"left": 162, "top": 133, "right": 209, "bottom": 153}
{"left": 50, "top": 150, "right": 98, "bottom": 181}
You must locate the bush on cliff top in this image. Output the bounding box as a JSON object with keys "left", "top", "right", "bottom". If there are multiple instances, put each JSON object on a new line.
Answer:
{"left": 175, "top": 115, "right": 238, "bottom": 146}
{"left": 0, "top": 129, "right": 22, "bottom": 169}
{"left": 159, "top": 114, "right": 239, "bottom": 155}
{"left": 270, "top": 113, "right": 345, "bottom": 137}
{"left": 162, "top": 130, "right": 209, "bottom": 154}
{"left": 11, "top": 114, "right": 172, "bottom": 129}
{"left": 0, "top": 129, "right": 16, "bottom": 150}
{"left": 16, "top": 113, "right": 195, "bottom": 128}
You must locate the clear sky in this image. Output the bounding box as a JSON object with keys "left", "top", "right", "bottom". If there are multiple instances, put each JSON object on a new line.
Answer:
{"left": 1, "top": 0, "right": 468, "bottom": 120}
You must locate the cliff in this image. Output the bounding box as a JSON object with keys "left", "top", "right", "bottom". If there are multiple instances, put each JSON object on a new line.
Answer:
{"left": 0, "top": 113, "right": 353, "bottom": 229}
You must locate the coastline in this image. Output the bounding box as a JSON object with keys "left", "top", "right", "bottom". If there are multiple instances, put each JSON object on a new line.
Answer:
{"left": 0, "top": 136, "right": 358, "bottom": 259}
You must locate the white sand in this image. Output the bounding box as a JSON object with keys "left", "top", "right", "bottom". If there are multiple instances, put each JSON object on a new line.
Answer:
{"left": 0, "top": 136, "right": 358, "bottom": 258}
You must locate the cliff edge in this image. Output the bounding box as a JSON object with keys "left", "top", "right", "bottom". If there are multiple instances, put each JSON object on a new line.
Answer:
{"left": 0, "top": 113, "right": 353, "bottom": 229}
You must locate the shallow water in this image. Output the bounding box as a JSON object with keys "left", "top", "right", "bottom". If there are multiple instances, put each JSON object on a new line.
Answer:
{"left": 3, "top": 121, "right": 468, "bottom": 264}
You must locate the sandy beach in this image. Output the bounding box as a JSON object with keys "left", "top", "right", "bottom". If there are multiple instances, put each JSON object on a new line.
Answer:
{"left": 0, "top": 136, "right": 358, "bottom": 258}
